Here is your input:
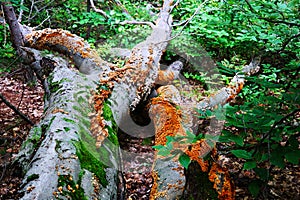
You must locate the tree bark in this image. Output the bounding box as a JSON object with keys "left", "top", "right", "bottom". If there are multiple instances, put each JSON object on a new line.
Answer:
{"left": 3, "top": 0, "right": 176, "bottom": 199}
{"left": 16, "top": 57, "right": 118, "bottom": 199}
{"left": 1, "top": 2, "right": 24, "bottom": 50}
{"left": 3, "top": 0, "right": 261, "bottom": 199}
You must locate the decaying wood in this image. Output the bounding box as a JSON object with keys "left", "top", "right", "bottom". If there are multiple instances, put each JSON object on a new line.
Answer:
{"left": 197, "top": 57, "right": 261, "bottom": 111}
{"left": 24, "top": 28, "right": 110, "bottom": 75}
{"left": 15, "top": 58, "right": 118, "bottom": 199}
{"left": 149, "top": 91, "right": 186, "bottom": 200}
{"left": 3, "top": 0, "right": 261, "bottom": 198}
{"left": 149, "top": 58, "right": 260, "bottom": 199}
{"left": 3, "top": 0, "right": 178, "bottom": 199}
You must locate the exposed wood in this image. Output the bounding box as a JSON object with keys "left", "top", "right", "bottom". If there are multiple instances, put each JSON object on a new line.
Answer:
{"left": 24, "top": 28, "right": 110, "bottom": 75}
{"left": 3, "top": 0, "right": 263, "bottom": 199}
{"left": 197, "top": 57, "right": 260, "bottom": 111}
{"left": 3, "top": 1, "right": 176, "bottom": 199}
{"left": 149, "top": 58, "right": 260, "bottom": 199}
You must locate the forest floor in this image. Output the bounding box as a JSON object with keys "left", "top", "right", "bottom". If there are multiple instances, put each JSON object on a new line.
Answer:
{"left": 0, "top": 73, "right": 299, "bottom": 200}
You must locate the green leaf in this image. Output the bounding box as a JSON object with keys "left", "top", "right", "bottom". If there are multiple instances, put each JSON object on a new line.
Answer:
{"left": 231, "top": 135, "right": 244, "bottom": 146}
{"left": 62, "top": 118, "right": 76, "bottom": 124}
{"left": 248, "top": 180, "right": 263, "bottom": 198}
{"left": 166, "top": 141, "right": 173, "bottom": 150}
{"left": 270, "top": 154, "right": 285, "bottom": 168}
{"left": 231, "top": 150, "right": 252, "bottom": 159}
{"left": 285, "top": 151, "right": 300, "bottom": 165}
{"left": 157, "top": 148, "right": 171, "bottom": 157}
{"left": 243, "top": 161, "right": 257, "bottom": 170}
{"left": 220, "top": 131, "right": 244, "bottom": 146}
{"left": 186, "top": 130, "right": 195, "bottom": 139}
{"left": 179, "top": 154, "right": 191, "bottom": 169}
{"left": 152, "top": 145, "right": 164, "bottom": 150}
{"left": 166, "top": 136, "right": 176, "bottom": 143}
{"left": 254, "top": 168, "right": 269, "bottom": 181}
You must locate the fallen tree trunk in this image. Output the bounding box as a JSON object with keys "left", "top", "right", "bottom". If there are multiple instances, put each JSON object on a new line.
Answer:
{"left": 16, "top": 56, "right": 118, "bottom": 199}
{"left": 3, "top": 0, "right": 176, "bottom": 199}
{"left": 3, "top": 0, "right": 261, "bottom": 199}
{"left": 149, "top": 58, "right": 260, "bottom": 200}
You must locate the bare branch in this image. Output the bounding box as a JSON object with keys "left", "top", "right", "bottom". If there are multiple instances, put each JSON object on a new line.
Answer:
{"left": 0, "top": 93, "right": 34, "bottom": 125}
{"left": 197, "top": 57, "right": 261, "bottom": 111}
{"left": 27, "top": 0, "right": 34, "bottom": 22}
{"left": 278, "top": 32, "right": 300, "bottom": 53}
{"left": 33, "top": 11, "right": 50, "bottom": 30}
{"left": 155, "top": 0, "right": 209, "bottom": 44}
{"left": 0, "top": 5, "right": 7, "bottom": 45}
{"left": 27, "top": 0, "right": 54, "bottom": 22}
{"left": 244, "top": 0, "right": 300, "bottom": 27}
{"left": 252, "top": 108, "right": 300, "bottom": 162}
{"left": 24, "top": 28, "right": 109, "bottom": 74}
{"left": 17, "top": 0, "right": 24, "bottom": 22}
{"left": 172, "top": 19, "right": 188, "bottom": 27}
{"left": 171, "top": 0, "right": 181, "bottom": 11}
{"left": 119, "top": 20, "right": 155, "bottom": 29}
{"left": 89, "top": 0, "right": 108, "bottom": 18}
{"left": 259, "top": 17, "right": 300, "bottom": 27}
{"left": 1, "top": 2, "right": 24, "bottom": 49}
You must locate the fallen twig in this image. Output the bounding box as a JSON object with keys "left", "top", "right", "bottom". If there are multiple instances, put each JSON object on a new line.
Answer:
{"left": 0, "top": 93, "right": 34, "bottom": 126}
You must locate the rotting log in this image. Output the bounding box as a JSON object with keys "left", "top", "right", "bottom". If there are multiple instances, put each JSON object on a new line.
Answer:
{"left": 3, "top": 0, "right": 261, "bottom": 198}
{"left": 3, "top": 0, "right": 176, "bottom": 199}
{"left": 149, "top": 58, "right": 260, "bottom": 200}
{"left": 15, "top": 56, "right": 118, "bottom": 199}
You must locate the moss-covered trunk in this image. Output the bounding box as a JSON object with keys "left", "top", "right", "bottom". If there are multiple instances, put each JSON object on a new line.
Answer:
{"left": 15, "top": 57, "right": 119, "bottom": 199}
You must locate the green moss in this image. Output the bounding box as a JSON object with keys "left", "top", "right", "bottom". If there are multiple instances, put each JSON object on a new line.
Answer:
{"left": 57, "top": 174, "right": 88, "bottom": 200}
{"left": 102, "top": 101, "right": 113, "bottom": 120}
{"left": 81, "top": 117, "right": 90, "bottom": 129}
{"left": 106, "top": 126, "right": 118, "bottom": 145}
{"left": 102, "top": 101, "right": 119, "bottom": 145}
{"left": 21, "top": 116, "right": 55, "bottom": 150}
{"left": 71, "top": 91, "right": 120, "bottom": 188}
{"left": 73, "top": 90, "right": 89, "bottom": 98}
{"left": 48, "top": 116, "right": 56, "bottom": 128}
{"left": 48, "top": 77, "right": 71, "bottom": 94}
{"left": 78, "top": 170, "right": 85, "bottom": 180}
{"left": 21, "top": 126, "right": 42, "bottom": 149}
{"left": 85, "top": 85, "right": 92, "bottom": 89}
{"left": 26, "top": 174, "right": 39, "bottom": 182}
{"left": 62, "top": 118, "right": 76, "bottom": 124}
{"left": 55, "top": 140, "right": 62, "bottom": 152}
{"left": 63, "top": 127, "right": 71, "bottom": 132}
{"left": 74, "top": 140, "right": 108, "bottom": 186}
{"left": 73, "top": 105, "right": 91, "bottom": 116}
{"left": 25, "top": 116, "right": 56, "bottom": 147}
{"left": 77, "top": 96, "right": 87, "bottom": 105}
{"left": 48, "top": 79, "right": 61, "bottom": 94}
